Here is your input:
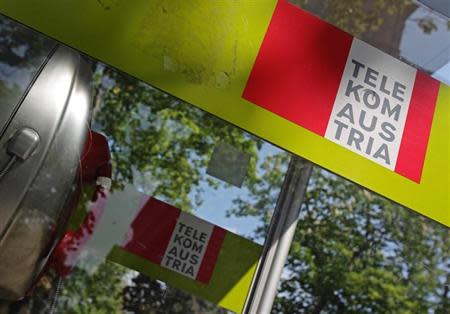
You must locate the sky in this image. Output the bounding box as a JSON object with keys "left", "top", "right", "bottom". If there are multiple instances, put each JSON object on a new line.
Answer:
{"left": 433, "top": 61, "right": 450, "bottom": 84}
{"left": 400, "top": 5, "right": 450, "bottom": 85}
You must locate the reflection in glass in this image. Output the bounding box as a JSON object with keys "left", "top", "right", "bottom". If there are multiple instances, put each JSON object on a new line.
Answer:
{"left": 0, "top": 7, "right": 447, "bottom": 314}
{"left": 0, "top": 15, "right": 55, "bottom": 129}
{"left": 0, "top": 49, "right": 288, "bottom": 312}
{"left": 273, "top": 168, "right": 450, "bottom": 313}
{"left": 289, "top": 0, "right": 450, "bottom": 85}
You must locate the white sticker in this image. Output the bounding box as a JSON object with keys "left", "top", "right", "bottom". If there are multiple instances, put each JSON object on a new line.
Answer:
{"left": 161, "top": 212, "right": 214, "bottom": 279}
{"left": 325, "top": 39, "right": 416, "bottom": 170}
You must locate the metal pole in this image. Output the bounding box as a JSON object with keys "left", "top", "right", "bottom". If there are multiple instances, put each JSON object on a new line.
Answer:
{"left": 244, "top": 156, "right": 313, "bottom": 314}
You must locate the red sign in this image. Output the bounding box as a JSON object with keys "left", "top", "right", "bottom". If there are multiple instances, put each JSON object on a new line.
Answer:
{"left": 122, "top": 197, "right": 226, "bottom": 284}
{"left": 243, "top": 0, "right": 440, "bottom": 183}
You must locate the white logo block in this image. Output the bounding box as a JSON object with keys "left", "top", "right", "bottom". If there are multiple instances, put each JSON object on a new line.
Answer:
{"left": 161, "top": 212, "right": 214, "bottom": 279}
{"left": 325, "top": 39, "right": 416, "bottom": 170}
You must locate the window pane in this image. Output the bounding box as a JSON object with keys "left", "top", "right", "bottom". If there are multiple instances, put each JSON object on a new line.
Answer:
{"left": 274, "top": 168, "right": 449, "bottom": 313}
{"left": 0, "top": 14, "right": 55, "bottom": 129}
{"left": 0, "top": 16, "right": 291, "bottom": 313}
{"left": 289, "top": 0, "right": 450, "bottom": 85}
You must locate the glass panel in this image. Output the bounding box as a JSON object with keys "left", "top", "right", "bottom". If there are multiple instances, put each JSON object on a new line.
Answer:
{"left": 0, "top": 14, "right": 55, "bottom": 129}
{"left": 39, "top": 66, "right": 288, "bottom": 313}
{"left": 1, "top": 5, "right": 448, "bottom": 314}
{"left": 289, "top": 0, "right": 450, "bottom": 85}
{"left": 0, "top": 16, "right": 291, "bottom": 313}
{"left": 273, "top": 168, "right": 450, "bottom": 313}
{"left": 89, "top": 64, "right": 289, "bottom": 243}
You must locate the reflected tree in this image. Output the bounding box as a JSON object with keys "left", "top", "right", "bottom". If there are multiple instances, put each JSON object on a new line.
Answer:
{"left": 290, "top": 0, "right": 413, "bottom": 36}
{"left": 92, "top": 65, "right": 261, "bottom": 211}
{"left": 23, "top": 61, "right": 262, "bottom": 313}
{"left": 1, "top": 2, "right": 448, "bottom": 313}
{"left": 230, "top": 163, "right": 450, "bottom": 313}
{"left": 289, "top": 0, "right": 449, "bottom": 69}
{"left": 0, "top": 17, "right": 53, "bottom": 68}
{"left": 123, "top": 273, "right": 227, "bottom": 314}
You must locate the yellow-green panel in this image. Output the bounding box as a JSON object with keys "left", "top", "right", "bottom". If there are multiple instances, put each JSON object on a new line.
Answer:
{"left": 0, "top": 0, "right": 448, "bottom": 232}
{"left": 107, "top": 230, "right": 262, "bottom": 313}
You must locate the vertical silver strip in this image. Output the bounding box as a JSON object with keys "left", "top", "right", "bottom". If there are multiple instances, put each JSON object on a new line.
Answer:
{"left": 244, "top": 156, "right": 313, "bottom": 314}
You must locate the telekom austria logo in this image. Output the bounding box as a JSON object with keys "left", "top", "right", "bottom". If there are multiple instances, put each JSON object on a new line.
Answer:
{"left": 243, "top": 0, "right": 440, "bottom": 183}
{"left": 324, "top": 39, "right": 415, "bottom": 172}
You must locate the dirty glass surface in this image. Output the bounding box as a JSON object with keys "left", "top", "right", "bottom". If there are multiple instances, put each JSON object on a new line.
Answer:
{"left": 276, "top": 3, "right": 450, "bottom": 312}
{"left": 0, "top": 4, "right": 449, "bottom": 314}
{"left": 0, "top": 15, "right": 55, "bottom": 132}
{"left": 272, "top": 168, "right": 450, "bottom": 313}
{"left": 43, "top": 66, "right": 288, "bottom": 314}
{"left": 0, "top": 15, "right": 290, "bottom": 314}
{"left": 289, "top": 0, "right": 450, "bottom": 85}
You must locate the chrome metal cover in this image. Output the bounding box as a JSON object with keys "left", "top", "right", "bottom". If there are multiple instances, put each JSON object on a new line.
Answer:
{"left": 0, "top": 45, "right": 92, "bottom": 300}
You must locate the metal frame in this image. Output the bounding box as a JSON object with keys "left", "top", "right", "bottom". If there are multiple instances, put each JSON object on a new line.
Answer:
{"left": 244, "top": 156, "right": 313, "bottom": 314}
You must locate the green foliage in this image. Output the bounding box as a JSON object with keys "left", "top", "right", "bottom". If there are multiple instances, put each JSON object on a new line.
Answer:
{"left": 56, "top": 263, "right": 124, "bottom": 314}
{"left": 122, "top": 274, "right": 227, "bottom": 314}
{"left": 290, "top": 0, "right": 413, "bottom": 36}
{"left": 290, "top": 0, "right": 449, "bottom": 40}
{"left": 92, "top": 65, "right": 261, "bottom": 211}
{"left": 231, "top": 165, "right": 449, "bottom": 313}
{"left": 2, "top": 3, "right": 448, "bottom": 313}
{"left": 229, "top": 152, "right": 290, "bottom": 239}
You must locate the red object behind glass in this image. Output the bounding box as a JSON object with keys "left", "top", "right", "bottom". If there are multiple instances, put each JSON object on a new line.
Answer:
{"left": 47, "top": 130, "right": 112, "bottom": 276}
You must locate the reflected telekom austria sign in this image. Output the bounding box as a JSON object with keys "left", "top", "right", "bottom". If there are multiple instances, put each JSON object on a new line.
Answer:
{"left": 122, "top": 197, "right": 226, "bottom": 283}
{"left": 107, "top": 195, "right": 261, "bottom": 313}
